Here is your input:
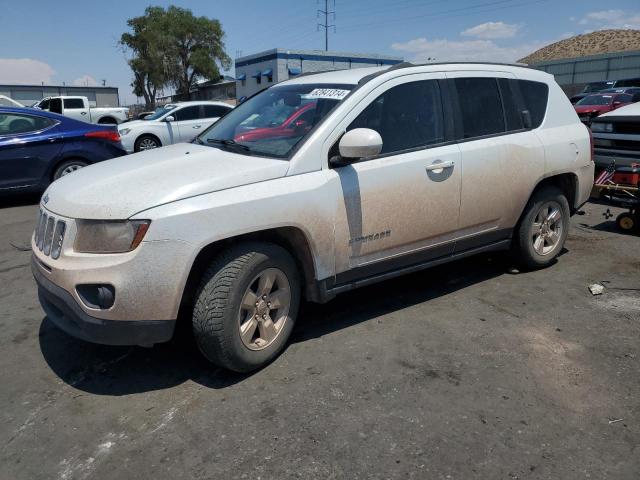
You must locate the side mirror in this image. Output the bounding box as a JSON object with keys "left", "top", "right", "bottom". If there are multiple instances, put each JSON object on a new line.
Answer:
{"left": 612, "top": 101, "right": 622, "bottom": 109}
{"left": 336, "top": 128, "right": 383, "bottom": 162}
{"left": 165, "top": 115, "right": 175, "bottom": 122}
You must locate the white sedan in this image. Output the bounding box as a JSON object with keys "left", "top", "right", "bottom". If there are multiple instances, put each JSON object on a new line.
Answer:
{"left": 118, "top": 101, "right": 233, "bottom": 153}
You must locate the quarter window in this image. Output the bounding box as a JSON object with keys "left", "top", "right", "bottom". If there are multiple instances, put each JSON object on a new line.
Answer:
{"left": 0, "top": 113, "right": 56, "bottom": 136}
{"left": 518, "top": 80, "right": 548, "bottom": 128}
{"left": 454, "top": 77, "right": 505, "bottom": 139}
{"left": 347, "top": 79, "right": 445, "bottom": 155}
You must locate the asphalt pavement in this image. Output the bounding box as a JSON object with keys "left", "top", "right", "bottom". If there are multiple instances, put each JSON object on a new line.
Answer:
{"left": 1, "top": 195, "right": 638, "bottom": 479}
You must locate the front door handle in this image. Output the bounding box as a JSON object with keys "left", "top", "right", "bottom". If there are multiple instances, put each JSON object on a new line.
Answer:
{"left": 426, "top": 160, "right": 455, "bottom": 174}
{"left": 192, "top": 125, "right": 202, "bottom": 129}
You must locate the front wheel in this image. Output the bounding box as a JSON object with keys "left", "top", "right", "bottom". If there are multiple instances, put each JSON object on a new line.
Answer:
{"left": 513, "top": 186, "right": 570, "bottom": 269}
{"left": 134, "top": 135, "right": 160, "bottom": 152}
{"left": 192, "top": 243, "right": 301, "bottom": 372}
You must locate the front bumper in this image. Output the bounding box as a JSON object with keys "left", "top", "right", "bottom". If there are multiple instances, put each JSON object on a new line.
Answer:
{"left": 33, "top": 257, "right": 175, "bottom": 346}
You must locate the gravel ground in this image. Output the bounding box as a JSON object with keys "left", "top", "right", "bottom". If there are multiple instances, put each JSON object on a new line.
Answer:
{"left": 0, "top": 196, "right": 638, "bottom": 480}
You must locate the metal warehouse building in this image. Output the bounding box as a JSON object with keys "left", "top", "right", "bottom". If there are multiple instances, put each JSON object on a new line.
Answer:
{"left": 234, "top": 48, "right": 403, "bottom": 99}
{"left": 529, "top": 50, "right": 640, "bottom": 96}
{"left": 0, "top": 84, "right": 120, "bottom": 107}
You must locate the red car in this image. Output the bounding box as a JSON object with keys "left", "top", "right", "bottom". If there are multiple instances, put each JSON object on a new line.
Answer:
{"left": 234, "top": 102, "right": 316, "bottom": 142}
{"left": 574, "top": 92, "right": 633, "bottom": 124}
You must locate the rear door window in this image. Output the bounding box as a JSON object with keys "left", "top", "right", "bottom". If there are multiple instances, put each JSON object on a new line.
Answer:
{"left": 0, "top": 113, "right": 57, "bottom": 136}
{"left": 175, "top": 105, "right": 202, "bottom": 121}
{"left": 63, "top": 98, "right": 85, "bottom": 109}
{"left": 497, "top": 79, "right": 523, "bottom": 131}
{"left": 203, "top": 105, "right": 231, "bottom": 118}
{"left": 347, "top": 79, "right": 445, "bottom": 155}
{"left": 453, "top": 77, "right": 505, "bottom": 139}
{"left": 517, "top": 80, "right": 548, "bottom": 128}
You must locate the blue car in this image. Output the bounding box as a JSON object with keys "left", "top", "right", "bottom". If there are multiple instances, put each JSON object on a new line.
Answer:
{"left": 0, "top": 107, "right": 127, "bottom": 194}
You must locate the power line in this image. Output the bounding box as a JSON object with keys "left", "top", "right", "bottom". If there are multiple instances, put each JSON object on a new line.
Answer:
{"left": 339, "top": 0, "right": 546, "bottom": 33}
{"left": 317, "top": 0, "right": 336, "bottom": 51}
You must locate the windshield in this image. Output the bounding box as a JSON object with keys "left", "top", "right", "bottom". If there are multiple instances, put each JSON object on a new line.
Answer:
{"left": 582, "top": 82, "right": 612, "bottom": 93}
{"left": 577, "top": 95, "right": 613, "bottom": 106}
{"left": 197, "top": 83, "right": 355, "bottom": 159}
{"left": 145, "top": 105, "right": 177, "bottom": 121}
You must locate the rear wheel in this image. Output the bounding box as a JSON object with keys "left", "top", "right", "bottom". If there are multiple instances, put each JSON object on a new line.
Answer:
{"left": 134, "top": 135, "right": 160, "bottom": 152}
{"left": 513, "top": 186, "right": 570, "bottom": 269}
{"left": 52, "top": 159, "right": 88, "bottom": 180}
{"left": 98, "top": 117, "right": 117, "bottom": 125}
{"left": 192, "top": 243, "right": 301, "bottom": 372}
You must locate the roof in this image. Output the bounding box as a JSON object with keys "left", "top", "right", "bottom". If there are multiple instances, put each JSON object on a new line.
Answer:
{"left": 279, "top": 62, "right": 550, "bottom": 86}
{"left": 519, "top": 29, "right": 640, "bottom": 64}
{"left": 163, "top": 100, "right": 233, "bottom": 107}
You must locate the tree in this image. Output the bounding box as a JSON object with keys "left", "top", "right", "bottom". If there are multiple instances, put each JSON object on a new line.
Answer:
{"left": 120, "top": 7, "right": 171, "bottom": 109}
{"left": 120, "top": 6, "right": 231, "bottom": 107}
{"left": 163, "top": 6, "right": 231, "bottom": 98}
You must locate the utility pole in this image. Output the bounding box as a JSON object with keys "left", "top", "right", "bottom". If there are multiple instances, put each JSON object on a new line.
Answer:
{"left": 317, "top": 0, "right": 335, "bottom": 51}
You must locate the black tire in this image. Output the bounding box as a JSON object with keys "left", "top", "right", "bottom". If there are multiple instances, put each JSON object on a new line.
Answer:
{"left": 52, "top": 159, "right": 88, "bottom": 181}
{"left": 513, "top": 186, "right": 570, "bottom": 269}
{"left": 98, "top": 117, "right": 117, "bottom": 125}
{"left": 192, "top": 242, "right": 301, "bottom": 372}
{"left": 616, "top": 212, "right": 637, "bottom": 233}
{"left": 134, "top": 135, "right": 161, "bottom": 152}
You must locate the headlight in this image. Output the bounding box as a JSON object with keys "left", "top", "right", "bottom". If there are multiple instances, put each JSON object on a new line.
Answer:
{"left": 119, "top": 128, "right": 131, "bottom": 136}
{"left": 591, "top": 122, "right": 613, "bottom": 133}
{"left": 74, "top": 220, "right": 150, "bottom": 253}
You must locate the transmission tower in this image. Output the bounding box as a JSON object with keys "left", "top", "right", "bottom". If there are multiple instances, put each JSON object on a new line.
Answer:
{"left": 317, "top": 0, "right": 336, "bottom": 51}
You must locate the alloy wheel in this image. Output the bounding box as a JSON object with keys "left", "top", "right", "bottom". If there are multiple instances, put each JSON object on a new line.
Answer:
{"left": 139, "top": 138, "right": 158, "bottom": 150}
{"left": 532, "top": 202, "right": 563, "bottom": 256}
{"left": 238, "top": 268, "right": 291, "bottom": 351}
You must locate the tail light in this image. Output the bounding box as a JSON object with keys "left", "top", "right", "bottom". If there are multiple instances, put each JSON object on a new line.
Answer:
{"left": 85, "top": 130, "right": 121, "bottom": 142}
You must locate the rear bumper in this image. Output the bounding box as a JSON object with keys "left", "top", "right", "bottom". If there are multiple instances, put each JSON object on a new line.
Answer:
{"left": 33, "top": 257, "right": 175, "bottom": 346}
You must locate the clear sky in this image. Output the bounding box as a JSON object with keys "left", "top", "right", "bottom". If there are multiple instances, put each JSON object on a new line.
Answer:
{"left": 2, "top": 0, "right": 639, "bottom": 104}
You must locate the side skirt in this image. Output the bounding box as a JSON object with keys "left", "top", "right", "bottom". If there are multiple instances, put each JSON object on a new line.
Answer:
{"left": 314, "top": 237, "right": 512, "bottom": 303}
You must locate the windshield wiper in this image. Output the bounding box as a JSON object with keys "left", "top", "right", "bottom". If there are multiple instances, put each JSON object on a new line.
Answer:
{"left": 206, "top": 138, "right": 251, "bottom": 152}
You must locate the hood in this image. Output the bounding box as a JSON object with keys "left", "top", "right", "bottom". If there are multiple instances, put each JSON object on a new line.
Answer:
{"left": 119, "top": 119, "right": 148, "bottom": 129}
{"left": 600, "top": 101, "right": 640, "bottom": 118}
{"left": 44, "top": 143, "right": 290, "bottom": 219}
{"left": 574, "top": 105, "right": 611, "bottom": 114}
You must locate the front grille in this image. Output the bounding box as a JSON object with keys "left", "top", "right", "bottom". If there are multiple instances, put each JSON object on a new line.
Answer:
{"left": 613, "top": 123, "right": 640, "bottom": 135}
{"left": 34, "top": 210, "right": 66, "bottom": 259}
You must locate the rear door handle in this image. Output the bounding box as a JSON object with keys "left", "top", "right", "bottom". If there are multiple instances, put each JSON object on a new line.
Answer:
{"left": 192, "top": 125, "right": 202, "bottom": 129}
{"left": 426, "top": 160, "right": 455, "bottom": 173}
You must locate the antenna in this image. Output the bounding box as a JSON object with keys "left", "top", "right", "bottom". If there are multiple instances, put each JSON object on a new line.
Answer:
{"left": 317, "top": 0, "right": 336, "bottom": 51}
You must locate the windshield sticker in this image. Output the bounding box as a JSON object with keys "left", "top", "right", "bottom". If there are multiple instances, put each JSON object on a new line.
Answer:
{"left": 304, "top": 88, "right": 350, "bottom": 100}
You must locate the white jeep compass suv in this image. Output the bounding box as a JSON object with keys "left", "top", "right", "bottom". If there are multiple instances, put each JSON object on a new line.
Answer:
{"left": 32, "top": 63, "right": 594, "bottom": 372}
